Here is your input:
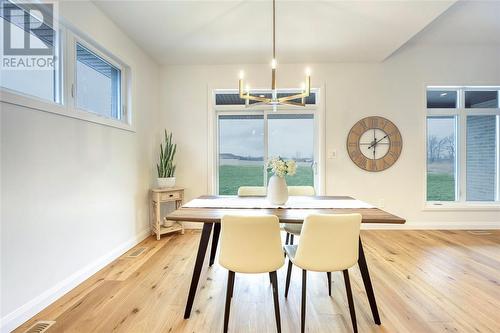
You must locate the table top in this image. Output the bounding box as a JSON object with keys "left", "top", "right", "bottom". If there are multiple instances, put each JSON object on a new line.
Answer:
{"left": 151, "top": 187, "right": 184, "bottom": 193}
{"left": 165, "top": 195, "right": 406, "bottom": 224}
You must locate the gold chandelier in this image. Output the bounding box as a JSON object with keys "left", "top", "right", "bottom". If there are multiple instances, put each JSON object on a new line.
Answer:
{"left": 238, "top": 0, "right": 311, "bottom": 108}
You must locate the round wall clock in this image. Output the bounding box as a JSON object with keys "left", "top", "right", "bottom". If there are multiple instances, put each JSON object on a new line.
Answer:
{"left": 346, "top": 116, "right": 402, "bottom": 172}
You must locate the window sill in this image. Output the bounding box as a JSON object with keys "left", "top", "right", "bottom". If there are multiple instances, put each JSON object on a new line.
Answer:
{"left": 423, "top": 202, "right": 500, "bottom": 211}
{"left": 0, "top": 88, "right": 135, "bottom": 132}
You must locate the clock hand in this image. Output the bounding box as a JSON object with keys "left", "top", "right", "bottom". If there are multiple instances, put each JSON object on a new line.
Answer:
{"left": 368, "top": 134, "right": 388, "bottom": 149}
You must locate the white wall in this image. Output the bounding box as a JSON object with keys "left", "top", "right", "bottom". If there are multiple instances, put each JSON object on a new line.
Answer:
{"left": 159, "top": 3, "right": 500, "bottom": 228}
{"left": 0, "top": 2, "right": 160, "bottom": 331}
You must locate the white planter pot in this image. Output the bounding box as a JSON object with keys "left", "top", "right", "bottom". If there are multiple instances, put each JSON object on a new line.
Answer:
{"left": 267, "top": 175, "right": 288, "bottom": 205}
{"left": 157, "top": 177, "right": 176, "bottom": 188}
{"left": 163, "top": 218, "right": 175, "bottom": 228}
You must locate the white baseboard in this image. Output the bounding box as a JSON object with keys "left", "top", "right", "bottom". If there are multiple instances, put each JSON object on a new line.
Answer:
{"left": 184, "top": 221, "right": 500, "bottom": 230}
{"left": 0, "top": 228, "right": 151, "bottom": 333}
{"left": 361, "top": 221, "right": 500, "bottom": 230}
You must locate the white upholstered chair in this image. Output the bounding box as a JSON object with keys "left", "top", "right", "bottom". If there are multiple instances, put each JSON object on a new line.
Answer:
{"left": 284, "top": 213, "right": 362, "bottom": 333}
{"left": 219, "top": 215, "right": 285, "bottom": 333}
{"left": 288, "top": 186, "right": 316, "bottom": 196}
{"left": 237, "top": 186, "right": 267, "bottom": 196}
{"left": 284, "top": 186, "right": 316, "bottom": 245}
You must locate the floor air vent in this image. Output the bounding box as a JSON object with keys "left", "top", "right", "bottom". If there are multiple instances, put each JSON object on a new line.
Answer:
{"left": 24, "top": 321, "right": 55, "bottom": 333}
{"left": 126, "top": 247, "right": 147, "bottom": 258}
{"left": 467, "top": 230, "right": 492, "bottom": 235}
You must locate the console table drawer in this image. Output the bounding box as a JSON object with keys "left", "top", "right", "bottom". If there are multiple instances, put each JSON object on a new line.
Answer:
{"left": 160, "top": 191, "right": 182, "bottom": 201}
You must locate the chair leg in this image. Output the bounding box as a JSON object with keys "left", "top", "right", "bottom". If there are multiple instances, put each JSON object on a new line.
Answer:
{"left": 343, "top": 270, "right": 358, "bottom": 333}
{"left": 301, "top": 269, "right": 307, "bottom": 333}
{"left": 230, "top": 274, "right": 235, "bottom": 299}
{"left": 269, "top": 271, "right": 282, "bottom": 333}
{"left": 290, "top": 234, "right": 294, "bottom": 245}
{"left": 285, "top": 259, "right": 293, "bottom": 298}
{"left": 224, "top": 271, "right": 235, "bottom": 333}
{"left": 327, "top": 272, "right": 332, "bottom": 296}
{"left": 285, "top": 232, "right": 290, "bottom": 245}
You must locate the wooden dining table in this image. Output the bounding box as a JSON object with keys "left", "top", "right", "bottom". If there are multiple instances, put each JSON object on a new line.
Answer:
{"left": 165, "top": 195, "right": 406, "bottom": 325}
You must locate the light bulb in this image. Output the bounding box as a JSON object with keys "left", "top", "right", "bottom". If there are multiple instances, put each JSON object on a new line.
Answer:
{"left": 305, "top": 67, "right": 311, "bottom": 76}
{"left": 239, "top": 70, "right": 245, "bottom": 80}
{"left": 271, "top": 58, "right": 277, "bottom": 69}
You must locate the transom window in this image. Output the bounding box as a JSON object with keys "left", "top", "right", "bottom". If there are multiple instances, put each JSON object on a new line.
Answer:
{"left": 426, "top": 87, "right": 500, "bottom": 204}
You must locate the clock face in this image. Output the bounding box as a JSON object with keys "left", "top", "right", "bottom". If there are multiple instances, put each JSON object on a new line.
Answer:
{"left": 347, "top": 116, "right": 402, "bottom": 172}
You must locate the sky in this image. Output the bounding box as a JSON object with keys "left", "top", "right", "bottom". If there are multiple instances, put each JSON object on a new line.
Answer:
{"left": 427, "top": 117, "right": 455, "bottom": 140}
{"left": 219, "top": 115, "right": 314, "bottom": 159}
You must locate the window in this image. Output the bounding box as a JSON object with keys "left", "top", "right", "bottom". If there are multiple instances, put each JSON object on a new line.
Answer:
{"left": 75, "top": 42, "right": 122, "bottom": 120}
{"left": 218, "top": 115, "right": 265, "bottom": 195}
{"left": 0, "top": 1, "right": 60, "bottom": 102}
{"left": 466, "top": 115, "right": 497, "bottom": 201}
{"left": 427, "top": 90, "right": 457, "bottom": 108}
{"left": 215, "top": 90, "right": 319, "bottom": 195}
{"left": 268, "top": 114, "right": 314, "bottom": 186}
{"left": 426, "top": 116, "right": 457, "bottom": 201}
{"left": 465, "top": 91, "right": 498, "bottom": 108}
{"left": 426, "top": 87, "right": 500, "bottom": 205}
{"left": 0, "top": 0, "right": 130, "bottom": 128}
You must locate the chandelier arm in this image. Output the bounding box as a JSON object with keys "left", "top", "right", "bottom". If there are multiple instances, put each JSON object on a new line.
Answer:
{"left": 278, "top": 92, "right": 309, "bottom": 103}
{"left": 241, "top": 94, "right": 272, "bottom": 103}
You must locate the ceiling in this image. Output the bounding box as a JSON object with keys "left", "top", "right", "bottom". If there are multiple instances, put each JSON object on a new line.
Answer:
{"left": 94, "top": 0, "right": 457, "bottom": 65}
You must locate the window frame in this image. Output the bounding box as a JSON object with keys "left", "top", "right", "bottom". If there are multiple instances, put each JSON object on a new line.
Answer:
{"left": 425, "top": 86, "right": 500, "bottom": 209}
{"left": 68, "top": 31, "right": 128, "bottom": 124}
{"left": 0, "top": 6, "right": 133, "bottom": 131}
{"left": 208, "top": 87, "right": 325, "bottom": 196}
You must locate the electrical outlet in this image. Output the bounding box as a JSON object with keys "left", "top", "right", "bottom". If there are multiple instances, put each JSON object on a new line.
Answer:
{"left": 327, "top": 149, "right": 337, "bottom": 159}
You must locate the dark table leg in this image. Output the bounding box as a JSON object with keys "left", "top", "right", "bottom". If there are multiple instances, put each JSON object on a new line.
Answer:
{"left": 358, "top": 236, "right": 381, "bottom": 325}
{"left": 209, "top": 223, "right": 221, "bottom": 266}
{"left": 184, "top": 222, "right": 213, "bottom": 319}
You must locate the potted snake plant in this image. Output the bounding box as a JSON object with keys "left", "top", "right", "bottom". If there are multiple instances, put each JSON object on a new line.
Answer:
{"left": 156, "top": 130, "right": 177, "bottom": 188}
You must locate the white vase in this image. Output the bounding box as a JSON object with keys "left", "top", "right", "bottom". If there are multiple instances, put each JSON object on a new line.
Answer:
{"left": 157, "top": 177, "right": 176, "bottom": 188}
{"left": 267, "top": 175, "right": 288, "bottom": 205}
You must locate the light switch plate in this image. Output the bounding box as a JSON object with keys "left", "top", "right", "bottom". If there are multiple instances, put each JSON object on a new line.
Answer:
{"left": 327, "top": 149, "right": 337, "bottom": 159}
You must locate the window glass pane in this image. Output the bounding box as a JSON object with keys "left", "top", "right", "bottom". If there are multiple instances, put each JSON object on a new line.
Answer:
{"left": 465, "top": 91, "right": 499, "bottom": 108}
{"left": 76, "top": 43, "right": 121, "bottom": 119}
{"left": 218, "top": 115, "right": 264, "bottom": 195}
{"left": 427, "top": 116, "right": 457, "bottom": 201}
{"left": 427, "top": 90, "right": 457, "bottom": 108}
{"left": 0, "top": 11, "right": 57, "bottom": 102}
{"left": 466, "top": 116, "right": 498, "bottom": 201}
{"left": 215, "top": 93, "right": 245, "bottom": 105}
{"left": 268, "top": 114, "right": 314, "bottom": 186}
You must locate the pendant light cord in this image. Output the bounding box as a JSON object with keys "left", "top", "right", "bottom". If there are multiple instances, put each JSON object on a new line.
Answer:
{"left": 273, "top": 0, "right": 276, "bottom": 60}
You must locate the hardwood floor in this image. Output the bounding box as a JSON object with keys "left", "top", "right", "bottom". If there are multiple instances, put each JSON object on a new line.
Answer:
{"left": 15, "top": 230, "right": 500, "bottom": 333}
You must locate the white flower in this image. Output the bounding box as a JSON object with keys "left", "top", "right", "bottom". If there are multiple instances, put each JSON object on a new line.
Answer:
{"left": 267, "top": 157, "right": 297, "bottom": 177}
{"left": 286, "top": 160, "right": 297, "bottom": 176}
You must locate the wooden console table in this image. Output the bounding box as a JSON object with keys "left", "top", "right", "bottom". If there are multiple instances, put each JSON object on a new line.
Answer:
{"left": 151, "top": 187, "right": 185, "bottom": 240}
